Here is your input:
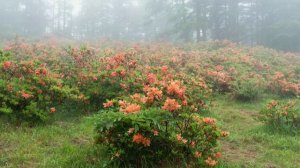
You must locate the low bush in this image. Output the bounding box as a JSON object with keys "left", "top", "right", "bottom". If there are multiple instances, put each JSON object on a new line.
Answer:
{"left": 95, "top": 71, "right": 227, "bottom": 167}
{"left": 232, "top": 77, "right": 262, "bottom": 101}
{"left": 259, "top": 100, "right": 300, "bottom": 132}
{"left": 0, "top": 50, "right": 80, "bottom": 125}
{"left": 96, "top": 107, "right": 227, "bottom": 167}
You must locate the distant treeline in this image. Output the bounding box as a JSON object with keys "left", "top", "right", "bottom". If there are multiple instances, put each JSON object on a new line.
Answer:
{"left": 1, "top": 0, "right": 300, "bottom": 52}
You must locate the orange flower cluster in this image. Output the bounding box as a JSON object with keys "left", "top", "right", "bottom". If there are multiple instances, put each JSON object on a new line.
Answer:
{"left": 111, "top": 53, "right": 126, "bottom": 64}
{"left": 131, "top": 93, "right": 143, "bottom": 102}
{"left": 144, "top": 87, "right": 163, "bottom": 103}
{"left": 162, "top": 98, "right": 181, "bottom": 111}
{"left": 176, "top": 134, "right": 188, "bottom": 144}
{"left": 220, "top": 131, "right": 230, "bottom": 137}
{"left": 160, "top": 65, "right": 168, "bottom": 74}
{"left": 202, "top": 117, "right": 216, "bottom": 125}
{"left": 152, "top": 129, "right": 159, "bottom": 136}
{"left": 50, "top": 107, "right": 56, "bottom": 113}
{"left": 194, "top": 151, "right": 202, "bottom": 158}
{"left": 205, "top": 157, "right": 218, "bottom": 167}
{"left": 35, "top": 68, "right": 48, "bottom": 76}
{"left": 215, "top": 152, "right": 222, "bottom": 159}
{"left": 147, "top": 73, "right": 157, "bottom": 84}
{"left": 2, "top": 61, "right": 12, "bottom": 70}
{"left": 167, "top": 81, "right": 185, "bottom": 98}
{"left": 132, "top": 133, "right": 151, "bottom": 147}
{"left": 21, "top": 91, "right": 33, "bottom": 99}
{"left": 103, "top": 100, "right": 114, "bottom": 108}
{"left": 270, "top": 72, "right": 300, "bottom": 96}
{"left": 128, "top": 128, "right": 134, "bottom": 134}
{"left": 119, "top": 100, "right": 141, "bottom": 114}
{"left": 110, "top": 69, "right": 126, "bottom": 78}
{"left": 267, "top": 100, "right": 278, "bottom": 109}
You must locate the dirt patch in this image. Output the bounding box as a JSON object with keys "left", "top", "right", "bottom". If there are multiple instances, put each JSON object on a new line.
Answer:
{"left": 221, "top": 141, "right": 259, "bottom": 163}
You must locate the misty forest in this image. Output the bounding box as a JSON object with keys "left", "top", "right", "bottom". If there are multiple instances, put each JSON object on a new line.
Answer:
{"left": 0, "top": 0, "right": 300, "bottom": 168}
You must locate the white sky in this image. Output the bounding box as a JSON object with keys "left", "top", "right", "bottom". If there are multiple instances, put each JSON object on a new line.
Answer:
{"left": 71, "top": 0, "right": 81, "bottom": 16}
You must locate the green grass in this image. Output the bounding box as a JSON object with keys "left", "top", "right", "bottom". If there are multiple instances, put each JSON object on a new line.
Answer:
{"left": 1, "top": 95, "right": 299, "bottom": 168}
{"left": 213, "top": 94, "right": 300, "bottom": 168}
{"left": 0, "top": 111, "right": 108, "bottom": 168}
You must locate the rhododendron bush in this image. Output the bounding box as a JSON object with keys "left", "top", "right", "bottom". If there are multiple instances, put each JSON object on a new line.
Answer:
{"left": 0, "top": 50, "right": 81, "bottom": 124}
{"left": 259, "top": 100, "right": 300, "bottom": 132}
{"left": 96, "top": 108, "right": 227, "bottom": 167}
{"left": 93, "top": 55, "right": 226, "bottom": 167}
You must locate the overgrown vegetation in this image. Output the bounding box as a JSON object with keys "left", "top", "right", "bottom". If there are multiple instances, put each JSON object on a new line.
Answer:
{"left": 0, "top": 41, "right": 300, "bottom": 167}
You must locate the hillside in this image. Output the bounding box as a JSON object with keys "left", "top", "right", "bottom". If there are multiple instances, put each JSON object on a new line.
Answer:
{"left": 0, "top": 41, "right": 299, "bottom": 168}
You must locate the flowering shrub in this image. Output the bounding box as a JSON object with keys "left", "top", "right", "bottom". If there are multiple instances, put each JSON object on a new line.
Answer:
{"left": 205, "top": 66, "right": 232, "bottom": 93}
{"left": 0, "top": 50, "right": 80, "bottom": 124}
{"left": 259, "top": 100, "right": 300, "bottom": 132}
{"left": 96, "top": 107, "right": 227, "bottom": 167}
{"left": 95, "top": 66, "right": 226, "bottom": 167}
{"left": 269, "top": 72, "right": 300, "bottom": 97}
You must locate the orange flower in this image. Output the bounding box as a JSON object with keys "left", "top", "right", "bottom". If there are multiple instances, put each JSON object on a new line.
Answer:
{"left": 147, "top": 73, "right": 157, "bottom": 84}
{"left": 35, "top": 68, "right": 47, "bottom": 76}
{"left": 205, "top": 157, "right": 218, "bottom": 167}
{"left": 111, "top": 71, "right": 118, "bottom": 77}
{"left": 120, "top": 103, "right": 141, "bottom": 114}
{"left": 194, "top": 151, "right": 202, "bottom": 158}
{"left": 3, "top": 61, "right": 12, "bottom": 70}
{"left": 146, "top": 87, "right": 163, "bottom": 102}
{"left": 152, "top": 130, "right": 159, "bottom": 136}
{"left": 190, "top": 141, "right": 196, "bottom": 148}
{"left": 202, "top": 117, "right": 216, "bottom": 125}
{"left": 120, "top": 83, "right": 127, "bottom": 90}
{"left": 142, "top": 138, "right": 151, "bottom": 147}
{"left": 176, "top": 134, "right": 182, "bottom": 141}
{"left": 132, "top": 133, "right": 151, "bottom": 147}
{"left": 220, "top": 131, "right": 230, "bottom": 137}
{"left": 128, "top": 128, "right": 134, "bottom": 134}
{"left": 21, "top": 91, "right": 33, "bottom": 99}
{"left": 162, "top": 98, "right": 181, "bottom": 111}
{"left": 50, "top": 107, "right": 56, "bottom": 113}
{"left": 131, "top": 93, "right": 142, "bottom": 102}
{"left": 215, "top": 152, "right": 222, "bottom": 159}
{"left": 103, "top": 100, "right": 114, "bottom": 108}
{"left": 133, "top": 133, "right": 144, "bottom": 144}
{"left": 167, "top": 81, "right": 185, "bottom": 98}
{"left": 118, "top": 100, "right": 128, "bottom": 109}
{"left": 160, "top": 66, "right": 168, "bottom": 74}
{"left": 267, "top": 100, "right": 278, "bottom": 109}
{"left": 112, "top": 53, "right": 126, "bottom": 63}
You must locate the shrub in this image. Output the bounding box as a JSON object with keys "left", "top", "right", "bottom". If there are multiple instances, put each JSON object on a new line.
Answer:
{"left": 95, "top": 72, "right": 226, "bottom": 167}
{"left": 96, "top": 107, "right": 226, "bottom": 167}
{"left": 232, "top": 78, "right": 262, "bottom": 101}
{"left": 269, "top": 72, "right": 299, "bottom": 97}
{"left": 205, "top": 67, "right": 232, "bottom": 93}
{"left": 259, "top": 100, "right": 300, "bottom": 132}
{"left": 0, "top": 50, "right": 81, "bottom": 124}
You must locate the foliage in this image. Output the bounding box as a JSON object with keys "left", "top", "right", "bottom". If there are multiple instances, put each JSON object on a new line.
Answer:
{"left": 96, "top": 107, "right": 226, "bottom": 167}
{"left": 232, "top": 77, "right": 263, "bottom": 101}
{"left": 0, "top": 50, "right": 80, "bottom": 124}
{"left": 95, "top": 61, "right": 226, "bottom": 167}
{"left": 259, "top": 100, "right": 300, "bottom": 132}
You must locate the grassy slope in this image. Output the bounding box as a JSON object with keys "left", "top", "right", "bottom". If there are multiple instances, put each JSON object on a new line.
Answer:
{"left": 214, "top": 95, "right": 300, "bottom": 168}
{"left": 1, "top": 95, "right": 299, "bottom": 168}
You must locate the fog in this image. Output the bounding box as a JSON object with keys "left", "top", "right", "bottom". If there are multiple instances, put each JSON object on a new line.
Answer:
{"left": 1, "top": 0, "right": 300, "bottom": 52}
